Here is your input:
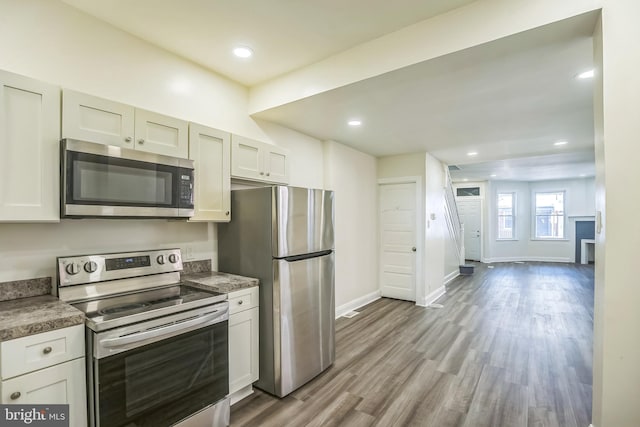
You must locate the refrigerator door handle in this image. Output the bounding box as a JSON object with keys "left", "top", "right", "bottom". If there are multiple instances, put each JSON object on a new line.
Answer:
{"left": 282, "top": 250, "right": 333, "bottom": 262}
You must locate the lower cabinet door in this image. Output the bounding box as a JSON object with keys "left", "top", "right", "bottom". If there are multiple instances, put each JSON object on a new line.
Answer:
{"left": 1, "top": 358, "right": 87, "bottom": 427}
{"left": 228, "top": 307, "right": 259, "bottom": 395}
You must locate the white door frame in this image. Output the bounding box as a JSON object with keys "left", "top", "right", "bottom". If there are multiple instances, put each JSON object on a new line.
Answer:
{"left": 377, "top": 176, "right": 424, "bottom": 305}
{"left": 456, "top": 197, "right": 484, "bottom": 263}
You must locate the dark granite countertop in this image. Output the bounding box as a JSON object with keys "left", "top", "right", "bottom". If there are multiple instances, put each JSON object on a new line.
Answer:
{"left": 0, "top": 295, "right": 85, "bottom": 342}
{"left": 0, "top": 268, "right": 257, "bottom": 342}
{"left": 183, "top": 271, "right": 259, "bottom": 293}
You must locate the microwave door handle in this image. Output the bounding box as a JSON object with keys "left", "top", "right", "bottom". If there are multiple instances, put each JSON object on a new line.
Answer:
{"left": 100, "top": 307, "right": 229, "bottom": 349}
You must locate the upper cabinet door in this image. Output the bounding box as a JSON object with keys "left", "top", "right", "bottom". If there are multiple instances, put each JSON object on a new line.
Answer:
{"left": 62, "top": 89, "right": 135, "bottom": 148}
{"left": 264, "top": 145, "right": 289, "bottom": 184}
{"left": 231, "top": 135, "right": 290, "bottom": 184}
{"left": 0, "top": 70, "right": 60, "bottom": 222}
{"left": 134, "top": 109, "right": 188, "bottom": 158}
{"left": 231, "top": 135, "right": 263, "bottom": 181}
{"left": 189, "top": 123, "right": 231, "bottom": 222}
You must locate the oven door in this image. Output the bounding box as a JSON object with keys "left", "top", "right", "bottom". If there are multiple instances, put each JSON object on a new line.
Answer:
{"left": 61, "top": 138, "right": 194, "bottom": 218}
{"left": 90, "top": 306, "right": 228, "bottom": 427}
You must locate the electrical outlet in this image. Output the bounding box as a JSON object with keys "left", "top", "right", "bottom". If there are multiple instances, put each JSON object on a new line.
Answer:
{"left": 184, "top": 246, "right": 194, "bottom": 260}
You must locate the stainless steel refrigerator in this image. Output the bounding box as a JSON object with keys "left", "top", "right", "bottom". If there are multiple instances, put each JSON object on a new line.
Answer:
{"left": 218, "top": 186, "right": 335, "bottom": 397}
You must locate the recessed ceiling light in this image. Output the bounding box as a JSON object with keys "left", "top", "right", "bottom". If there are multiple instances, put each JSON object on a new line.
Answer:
{"left": 576, "top": 69, "right": 595, "bottom": 79}
{"left": 233, "top": 46, "right": 253, "bottom": 58}
{"left": 467, "top": 151, "right": 478, "bottom": 156}
{"left": 579, "top": 173, "right": 587, "bottom": 177}
{"left": 463, "top": 178, "right": 469, "bottom": 182}
{"left": 490, "top": 174, "right": 497, "bottom": 178}
{"left": 348, "top": 120, "right": 362, "bottom": 126}
{"left": 554, "top": 140, "right": 568, "bottom": 146}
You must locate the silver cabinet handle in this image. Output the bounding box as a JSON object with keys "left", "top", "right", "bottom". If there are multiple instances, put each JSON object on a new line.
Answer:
{"left": 43, "top": 346, "right": 52, "bottom": 354}
{"left": 259, "top": 171, "right": 264, "bottom": 175}
{"left": 10, "top": 392, "right": 20, "bottom": 400}
{"left": 412, "top": 247, "right": 417, "bottom": 252}
{"left": 138, "top": 138, "right": 145, "bottom": 144}
{"left": 238, "top": 300, "right": 243, "bottom": 305}
{"left": 124, "top": 136, "right": 132, "bottom": 142}
{"left": 225, "top": 211, "right": 230, "bottom": 216}
{"left": 266, "top": 172, "right": 270, "bottom": 176}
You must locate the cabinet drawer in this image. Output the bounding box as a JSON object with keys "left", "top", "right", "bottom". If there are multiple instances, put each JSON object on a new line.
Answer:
{"left": 1, "top": 325, "right": 84, "bottom": 380}
{"left": 1, "top": 357, "right": 87, "bottom": 427}
{"left": 228, "top": 287, "right": 259, "bottom": 315}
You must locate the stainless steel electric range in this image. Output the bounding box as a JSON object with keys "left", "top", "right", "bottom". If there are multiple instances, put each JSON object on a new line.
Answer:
{"left": 57, "top": 249, "right": 230, "bottom": 427}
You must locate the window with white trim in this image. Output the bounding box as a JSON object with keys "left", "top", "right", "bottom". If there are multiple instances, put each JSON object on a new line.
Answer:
{"left": 534, "top": 191, "right": 565, "bottom": 239}
{"left": 497, "top": 192, "right": 515, "bottom": 239}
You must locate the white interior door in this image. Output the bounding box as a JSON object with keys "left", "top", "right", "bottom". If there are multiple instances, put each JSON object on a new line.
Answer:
{"left": 458, "top": 199, "right": 482, "bottom": 261}
{"left": 379, "top": 182, "right": 417, "bottom": 301}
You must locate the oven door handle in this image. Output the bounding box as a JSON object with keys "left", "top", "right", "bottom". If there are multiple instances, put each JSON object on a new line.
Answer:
{"left": 100, "top": 306, "right": 229, "bottom": 349}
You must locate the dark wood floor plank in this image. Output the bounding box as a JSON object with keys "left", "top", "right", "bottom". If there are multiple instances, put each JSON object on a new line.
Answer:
{"left": 230, "top": 262, "right": 593, "bottom": 427}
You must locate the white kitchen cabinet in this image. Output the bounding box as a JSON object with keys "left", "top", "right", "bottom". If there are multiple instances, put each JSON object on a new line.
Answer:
{"left": 231, "top": 135, "right": 289, "bottom": 184}
{"left": 0, "top": 325, "right": 87, "bottom": 427}
{"left": 63, "top": 89, "right": 188, "bottom": 158}
{"left": 188, "top": 123, "right": 231, "bottom": 222}
{"left": 228, "top": 287, "right": 259, "bottom": 405}
{"left": 0, "top": 70, "right": 60, "bottom": 222}
{"left": 134, "top": 108, "right": 188, "bottom": 158}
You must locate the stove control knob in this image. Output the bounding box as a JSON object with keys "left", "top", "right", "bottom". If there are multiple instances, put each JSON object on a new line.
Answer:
{"left": 168, "top": 254, "right": 179, "bottom": 264}
{"left": 157, "top": 255, "right": 165, "bottom": 265}
{"left": 65, "top": 263, "right": 80, "bottom": 275}
{"left": 84, "top": 261, "right": 98, "bottom": 273}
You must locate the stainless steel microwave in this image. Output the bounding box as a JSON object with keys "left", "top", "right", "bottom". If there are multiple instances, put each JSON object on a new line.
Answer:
{"left": 61, "top": 139, "right": 194, "bottom": 218}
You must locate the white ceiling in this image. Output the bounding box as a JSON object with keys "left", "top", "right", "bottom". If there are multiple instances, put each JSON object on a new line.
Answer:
{"left": 61, "top": 1, "right": 598, "bottom": 183}
{"left": 61, "top": 0, "right": 476, "bottom": 86}
{"left": 254, "top": 13, "right": 597, "bottom": 181}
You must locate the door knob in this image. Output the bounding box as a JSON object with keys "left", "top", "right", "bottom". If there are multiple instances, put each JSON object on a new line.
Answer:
{"left": 412, "top": 247, "right": 417, "bottom": 252}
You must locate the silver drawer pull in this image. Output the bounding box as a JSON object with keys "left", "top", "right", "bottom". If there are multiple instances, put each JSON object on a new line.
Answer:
{"left": 238, "top": 300, "right": 243, "bottom": 305}
{"left": 43, "top": 346, "right": 52, "bottom": 354}
{"left": 10, "top": 392, "right": 21, "bottom": 400}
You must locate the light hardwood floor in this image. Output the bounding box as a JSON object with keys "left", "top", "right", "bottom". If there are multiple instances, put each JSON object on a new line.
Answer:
{"left": 231, "top": 262, "right": 594, "bottom": 427}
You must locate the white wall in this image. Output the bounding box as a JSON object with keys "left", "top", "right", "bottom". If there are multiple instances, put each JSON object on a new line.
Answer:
{"left": 592, "top": 14, "right": 605, "bottom": 427}
{"left": 249, "top": 0, "right": 602, "bottom": 113}
{"left": 0, "top": 221, "right": 214, "bottom": 282}
{"left": 483, "top": 178, "right": 595, "bottom": 263}
{"left": 0, "top": 0, "right": 328, "bottom": 283}
{"left": 255, "top": 120, "right": 324, "bottom": 189}
{"left": 377, "top": 153, "right": 426, "bottom": 179}
{"left": 594, "top": 1, "right": 640, "bottom": 425}
{"left": 324, "top": 141, "right": 378, "bottom": 309}
{"left": 423, "top": 154, "right": 448, "bottom": 302}
{"left": 0, "top": 0, "right": 262, "bottom": 140}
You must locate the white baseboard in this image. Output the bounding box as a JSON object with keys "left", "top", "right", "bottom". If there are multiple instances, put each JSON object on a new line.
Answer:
{"left": 335, "top": 290, "right": 381, "bottom": 319}
{"left": 416, "top": 285, "right": 446, "bottom": 307}
{"left": 484, "top": 256, "right": 572, "bottom": 264}
{"left": 229, "top": 385, "right": 254, "bottom": 406}
{"left": 444, "top": 270, "right": 460, "bottom": 285}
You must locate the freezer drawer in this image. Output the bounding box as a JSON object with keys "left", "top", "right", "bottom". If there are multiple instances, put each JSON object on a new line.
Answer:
{"left": 273, "top": 252, "right": 335, "bottom": 397}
